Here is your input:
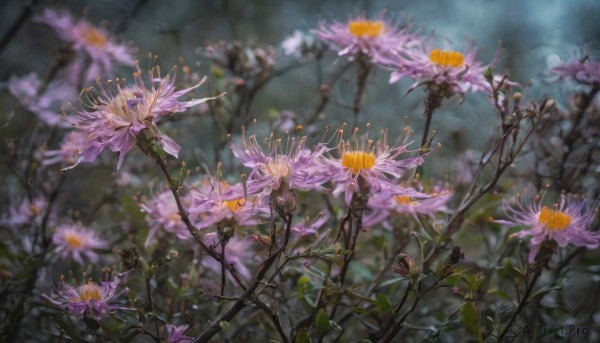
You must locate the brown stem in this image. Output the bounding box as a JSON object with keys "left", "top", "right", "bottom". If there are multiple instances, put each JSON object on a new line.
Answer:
{"left": 145, "top": 276, "right": 161, "bottom": 340}
{"left": 496, "top": 269, "right": 542, "bottom": 341}
{"left": 192, "top": 213, "right": 293, "bottom": 343}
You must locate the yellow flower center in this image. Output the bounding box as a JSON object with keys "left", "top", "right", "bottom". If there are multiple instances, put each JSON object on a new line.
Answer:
{"left": 30, "top": 205, "right": 42, "bottom": 217}
{"left": 78, "top": 282, "right": 102, "bottom": 301}
{"left": 107, "top": 88, "right": 153, "bottom": 123}
{"left": 341, "top": 151, "right": 375, "bottom": 174}
{"left": 266, "top": 157, "right": 291, "bottom": 178}
{"left": 83, "top": 27, "right": 108, "bottom": 47}
{"left": 169, "top": 212, "right": 181, "bottom": 222}
{"left": 65, "top": 232, "right": 85, "bottom": 248}
{"left": 348, "top": 20, "right": 383, "bottom": 37}
{"left": 224, "top": 198, "right": 246, "bottom": 212}
{"left": 429, "top": 49, "right": 465, "bottom": 68}
{"left": 395, "top": 195, "right": 413, "bottom": 206}
{"left": 538, "top": 206, "right": 571, "bottom": 231}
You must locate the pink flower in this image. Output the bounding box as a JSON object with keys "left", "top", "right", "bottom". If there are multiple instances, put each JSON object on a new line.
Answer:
{"left": 64, "top": 65, "right": 222, "bottom": 170}
{"left": 364, "top": 184, "right": 451, "bottom": 228}
{"left": 44, "top": 273, "right": 130, "bottom": 320}
{"left": 42, "top": 130, "right": 88, "bottom": 166}
{"left": 35, "top": 8, "right": 135, "bottom": 83}
{"left": 231, "top": 132, "right": 331, "bottom": 194}
{"left": 282, "top": 30, "right": 305, "bottom": 58}
{"left": 53, "top": 223, "right": 107, "bottom": 265}
{"left": 550, "top": 55, "right": 600, "bottom": 87}
{"left": 495, "top": 193, "right": 600, "bottom": 263}
{"left": 140, "top": 189, "right": 193, "bottom": 247}
{"left": 1, "top": 196, "right": 50, "bottom": 227}
{"left": 8, "top": 73, "right": 76, "bottom": 127}
{"left": 188, "top": 178, "right": 269, "bottom": 229}
{"left": 323, "top": 126, "right": 427, "bottom": 205}
{"left": 314, "top": 13, "right": 417, "bottom": 65}
{"left": 390, "top": 38, "right": 496, "bottom": 99}
{"left": 291, "top": 210, "right": 331, "bottom": 237}
{"left": 202, "top": 232, "right": 254, "bottom": 281}
{"left": 166, "top": 324, "right": 193, "bottom": 343}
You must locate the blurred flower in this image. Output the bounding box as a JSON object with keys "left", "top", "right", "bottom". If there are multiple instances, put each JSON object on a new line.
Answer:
{"left": 314, "top": 13, "right": 417, "bottom": 65}
{"left": 44, "top": 274, "right": 130, "bottom": 320}
{"left": 488, "top": 75, "right": 521, "bottom": 112}
{"left": 281, "top": 30, "right": 318, "bottom": 58}
{"left": 550, "top": 55, "right": 600, "bottom": 87}
{"left": 8, "top": 73, "right": 76, "bottom": 127}
{"left": 189, "top": 178, "right": 269, "bottom": 229}
{"left": 53, "top": 223, "right": 107, "bottom": 265}
{"left": 35, "top": 8, "right": 135, "bottom": 82}
{"left": 390, "top": 38, "right": 496, "bottom": 99}
{"left": 166, "top": 324, "right": 193, "bottom": 343}
{"left": 366, "top": 186, "right": 451, "bottom": 227}
{"left": 140, "top": 189, "right": 193, "bottom": 247}
{"left": 202, "top": 232, "right": 254, "bottom": 280}
{"left": 65, "top": 65, "right": 221, "bottom": 170}
{"left": 204, "top": 41, "right": 276, "bottom": 87}
{"left": 324, "top": 126, "right": 427, "bottom": 204}
{"left": 1, "top": 196, "right": 49, "bottom": 227}
{"left": 292, "top": 210, "right": 331, "bottom": 237}
{"left": 42, "top": 130, "right": 88, "bottom": 166}
{"left": 231, "top": 132, "right": 331, "bottom": 194}
{"left": 496, "top": 193, "right": 600, "bottom": 263}
{"left": 282, "top": 30, "right": 304, "bottom": 57}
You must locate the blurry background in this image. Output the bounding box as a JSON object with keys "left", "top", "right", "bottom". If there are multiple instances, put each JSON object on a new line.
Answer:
{"left": 1, "top": 0, "right": 600, "bottom": 173}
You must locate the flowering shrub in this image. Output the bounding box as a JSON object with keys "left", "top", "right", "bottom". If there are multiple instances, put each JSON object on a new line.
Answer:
{"left": 1, "top": 2, "right": 599, "bottom": 343}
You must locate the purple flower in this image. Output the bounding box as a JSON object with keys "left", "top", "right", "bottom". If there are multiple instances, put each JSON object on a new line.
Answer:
{"left": 166, "top": 324, "right": 193, "bottom": 343}
{"left": 231, "top": 133, "right": 331, "bottom": 194}
{"left": 1, "top": 196, "right": 50, "bottom": 227}
{"left": 282, "top": 30, "right": 305, "bottom": 58}
{"left": 495, "top": 194, "right": 600, "bottom": 263}
{"left": 140, "top": 189, "right": 193, "bottom": 247}
{"left": 390, "top": 38, "right": 496, "bottom": 99}
{"left": 314, "top": 13, "right": 417, "bottom": 65}
{"left": 202, "top": 232, "right": 254, "bottom": 281}
{"left": 292, "top": 210, "right": 331, "bottom": 237}
{"left": 44, "top": 273, "right": 130, "bottom": 320}
{"left": 323, "top": 127, "right": 427, "bottom": 205}
{"left": 550, "top": 55, "right": 600, "bottom": 87}
{"left": 364, "top": 186, "right": 451, "bottom": 228}
{"left": 42, "top": 130, "right": 88, "bottom": 166}
{"left": 35, "top": 8, "right": 135, "bottom": 83}
{"left": 65, "top": 65, "right": 222, "bottom": 170}
{"left": 8, "top": 73, "right": 77, "bottom": 127}
{"left": 53, "top": 223, "right": 107, "bottom": 265}
{"left": 188, "top": 178, "right": 269, "bottom": 229}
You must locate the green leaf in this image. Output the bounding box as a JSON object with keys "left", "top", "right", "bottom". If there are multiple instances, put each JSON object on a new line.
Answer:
{"left": 488, "top": 289, "right": 513, "bottom": 302}
{"left": 375, "top": 294, "right": 393, "bottom": 313}
{"left": 352, "top": 307, "right": 369, "bottom": 315}
{"left": 316, "top": 309, "right": 330, "bottom": 334}
{"left": 296, "top": 328, "right": 312, "bottom": 343}
{"left": 219, "top": 320, "right": 231, "bottom": 332}
{"left": 461, "top": 301, "right": 482, "bottom": 342}
{"left": 530, "top": 279, "right": 564, "bottom": 302}
{"left": 379, "top": 277, "right": 405, "bottom": 288}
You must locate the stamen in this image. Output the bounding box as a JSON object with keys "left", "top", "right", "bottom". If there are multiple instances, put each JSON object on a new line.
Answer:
{"left": 429, "top": 49, "right": 465, "bottom": 68}
{"left": 266, "top": 156, "right": 291, "bottom": 178}
{"left": 224, "top": 198, "right": 246, "bottom": 212}
{"left": 83, "top": 27, "right": 108, "bottom": 47}
{"left": 538, "top": 206, "right": 571, "bottom": 231}
{"left": 341, "top": 151, "right": 375, "bottom": 174}
{"left": 79, "top": 281, "right": 102, "bottom": 301}
{"left": 65, "top": 232, "right": 85, "bottom": 248}
{"left": 395, "top": 195, "right": 413, "bottom": 206}
{"left": 348, "top": 20, "right": 383, "bottom": 37}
